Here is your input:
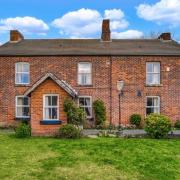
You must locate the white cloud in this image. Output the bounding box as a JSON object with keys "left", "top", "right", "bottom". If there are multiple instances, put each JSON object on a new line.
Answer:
{"left": 104, "top": 9, "right": 129, "bottom": 30}
{"left": 0, "top": 16, "right": 49, "bottom": 35}
{"left": 52, "top": 8, "right": 140, "bottom": 39}
{"left": 104, "top": 9, "right": 125, "bottom": 20}
{"left": 52, "top": 8, "right": 101, "bottom": 38}
{"left": 112, "top": 30, "right": 143, "bottom": 39}
{"left": 137, "top": 0, "right": 180, "bottom": 26}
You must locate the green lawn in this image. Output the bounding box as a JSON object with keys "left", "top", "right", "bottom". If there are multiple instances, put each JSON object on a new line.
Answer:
{"left": 0, "top": 132, "right": 180, "bottom": 180}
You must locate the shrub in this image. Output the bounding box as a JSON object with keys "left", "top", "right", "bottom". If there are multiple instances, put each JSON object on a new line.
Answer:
{"left": 145, "top": 114, "right": 171, "bottom": 139}
{"left": 64, "top": 98, "right": 86, "bottom": 125}
{"left": 15, "top": 122, "right": 31, "bottom": 138}
{"left": 93, "top": 100, "right": 106, "bottom": 128}
{"left": 58, "top": 124, "right": 81, "bottom": 139}
{"left": 129, "top": 114, "right": 141, "bottom": 127}
{"left": 174, "top": 120, "right": 180, "bottom": 129}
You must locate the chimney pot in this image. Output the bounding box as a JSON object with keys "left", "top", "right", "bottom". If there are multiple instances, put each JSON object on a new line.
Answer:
{"left": 101, "top": 19, "right": 111, "bottom": 41}
{"left": 158, "top": 32, "right": 171, "bottom": 41}
{"left": 10, "top": 30, "right": 24, "bottom": 42}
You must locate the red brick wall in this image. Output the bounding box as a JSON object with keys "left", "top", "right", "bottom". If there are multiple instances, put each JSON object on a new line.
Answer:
{"left": 0, "top": 56, "right": 179, "bottom": 130}
{"left": 111, "top": 56, "right": 180, "bottom": 125}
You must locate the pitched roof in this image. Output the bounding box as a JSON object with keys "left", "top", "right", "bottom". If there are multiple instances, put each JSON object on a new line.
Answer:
{"left": 0, "top": 39, "right": 180, "bottom": 56}
{"left": 24, "top": 73, "right": 78, "bottom": 98}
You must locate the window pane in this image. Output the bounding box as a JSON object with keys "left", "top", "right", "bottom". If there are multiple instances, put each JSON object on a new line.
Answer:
{"left": 78, "top": 74, "right": 82, "bottom": 84}
{"left": 153, "top": 97, "right": 159, "bottom": 106}
{"left": 147, "top": 74, "right": 153, "bottom": 84}
{"left": 84, "top": 98, "right": 90, "bottom": 106}
{"left": 23, "top": 64, "right": 29, "bottom": 72}
{"left": 17, "top": 97, "right": 23, "bottom": 105}
{"left": 85, "top": 74, "right": 91, "bottom": 85}
{"left": 52, "top": 96, "right": 57, "bottom": 106}
{"left": 79, "top": 63, "right": 91, "bottom": 73}
{"left": 147, "top": 63, "right": 153, "bottom": 72}
{"left": 52, "top": 108, "right": 57, "bottom": 119}
{"left": 22, "top": 73, "right": 29, "bottom": 84}
{"left": 85, "top": 107, "right": 91, "bottom": 117}
{"left": 146, "top": 107, "right": 153, "bottom": 115}
{"left": 154, "top": 107, "right": 159, "bottom": 113}
{"left": 45, "top": 108, "right": 51, "bottom": 119}
{"left": 147, "top": 97, "right": 153, "bottom": 106}
{"left": 79, "top": 98, "right": 84, "bottom": 106}
{"left": 16, "top": 64, "right": 23, "bottom": 72}
{"left": 153, "top": 63, "right": 160, "bottom": 73}
{"left": 17, "top": 107, "right": 23, "bottom": 117}
{"left": 23, "top": 97, "right": 29, "bottom": 106}
{"left": 16, "top": 73, "right": 22, "bottom": 84}
{"left": 45, "top": 96, "right": 51, "bottom": 106}
{"left": 22, "top": 107, "right": 29, "bottom": 117}
{"left": 152, "top": 74, "right": 160, "bottom": 84}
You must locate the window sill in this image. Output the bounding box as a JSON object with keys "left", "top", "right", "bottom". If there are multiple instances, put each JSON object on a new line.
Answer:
{"left": 87, "top": 117, "right": 94, "bottom": 121}
{"left": 77, "top": 85, "right": 93, "bottom": 87}
{"left": 145, "top": 84, "right": 163, "bottom": 87}
{"left": 15, "top": 84, "right": 31, "bottom": 87}
{"left": 15, "top": 117, "right": 30, "bottom": 121}
{"left": 40, "top": 120, "right": 62, "bottom": 125}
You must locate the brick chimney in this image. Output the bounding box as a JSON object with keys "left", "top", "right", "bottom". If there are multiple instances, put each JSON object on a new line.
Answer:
{"left": 10, "top": 30, "right": 24, "bottom": 42}
{"left": 158, "top": 32, "right": 171, "bottom": 41}
{"left": 101, "top": 19, "right": 111, "bottom": 41}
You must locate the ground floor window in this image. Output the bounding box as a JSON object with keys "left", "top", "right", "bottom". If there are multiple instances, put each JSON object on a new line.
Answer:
{"left": 43, "top": 94, "right": 59, "bottom": 120}
{"left": 16, "top": 96, "right": 30, "bottom": 118}
{"left": 146, "top": 96, "right": 160, "bottom": 115}
{"left": 78, "top": 96, "right": 92, "bottom": 118}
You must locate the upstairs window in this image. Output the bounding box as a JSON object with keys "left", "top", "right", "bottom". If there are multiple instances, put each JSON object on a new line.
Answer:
{"left": 146, "top": 96, "right": 160, "bottom": 115}
{"left": 43, "top": 95, "right": 59, "bottom": 120}
{"left": 16, "top": 96, "right": 30, "bottom": 118}
{"left": 78, "top": 96, "right": 92, "bottom": 118}
{"left": 146, "top": 62, "right": 160, "bottom": 85}
{"left": 15, "top": 63, "right": 30, "bottom": 84}
{"left": 78, "top": 62, "right": 92, "bottom": 85}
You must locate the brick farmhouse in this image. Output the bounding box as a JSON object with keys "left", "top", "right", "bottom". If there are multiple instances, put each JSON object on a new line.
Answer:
{"left": 0, "top": 20, "right": 179, "bottom": 136}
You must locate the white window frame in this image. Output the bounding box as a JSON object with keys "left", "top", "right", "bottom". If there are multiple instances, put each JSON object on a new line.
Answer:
{"left": 78, "top": 96, "right": 92, "bottom": 118}
{"left": 43, "top": 94, "right": 59, "bottom": 120}
{"left": 15, "top": 62, "right": 30, "bottom": 85}
{"left": 15, "top": 96, "right": 30, "bottom": 118}
{"left": 146, "top": 96, "right": 160, "bottom": 115}
{"left": 78, "top": 62, "right": 92, "bottom": 85}
{"left": 146, "top": 62, "right": 160, "bottom": 85}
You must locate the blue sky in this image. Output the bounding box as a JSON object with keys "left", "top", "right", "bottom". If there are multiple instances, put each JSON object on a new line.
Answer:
{"left": 0, "top": 0, "right": 180, "bottom": 44}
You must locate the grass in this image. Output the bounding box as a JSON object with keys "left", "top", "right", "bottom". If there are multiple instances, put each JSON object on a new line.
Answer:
{"left": 0, "top": 132, "right": 180, "bottom": 180}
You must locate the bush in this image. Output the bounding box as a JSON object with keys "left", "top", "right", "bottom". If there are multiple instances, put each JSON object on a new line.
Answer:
{"left": 174, "top": 120, "right": 180, "bottom": 129}
{"left": 58, "top": 124, "right": 81, "bottom": 139}
{"left": 64, "top": 98, "right": 86, "bottom": 125}
{"left": 145, "top": 114, "right": 171, "bottom": 139}
{"left": 93, "top": 100, "right": 106, "bottom": 128}
{"left": 129, "top": 114, "right": 141, "bottom": 127}
{"left": 15, "top": 122, "right": 31, "bottom": 138}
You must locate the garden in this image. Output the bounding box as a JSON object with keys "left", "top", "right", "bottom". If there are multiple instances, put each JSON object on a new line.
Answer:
{"left": 0, "top": 98, "right": 180, "bottom": 179}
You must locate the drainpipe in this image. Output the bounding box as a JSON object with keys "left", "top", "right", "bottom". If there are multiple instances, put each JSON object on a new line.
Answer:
{"left": 109, "top": 56, "right": 112, "bottom": 125}
{"left": 117, "top": 80, "right": 124, "bottom": 127}
{"left": 119, "top": 93, "right": 121, "bottom": 126}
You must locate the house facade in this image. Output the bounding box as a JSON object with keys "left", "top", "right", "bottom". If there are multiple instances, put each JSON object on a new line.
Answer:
{"left": 0, "top": 20, "right": 179, "bottom": 136}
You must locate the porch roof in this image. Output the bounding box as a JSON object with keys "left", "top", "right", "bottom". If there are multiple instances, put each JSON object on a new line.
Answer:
{"left": 24, "top": 73, "right": 78, "bottom": 98}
